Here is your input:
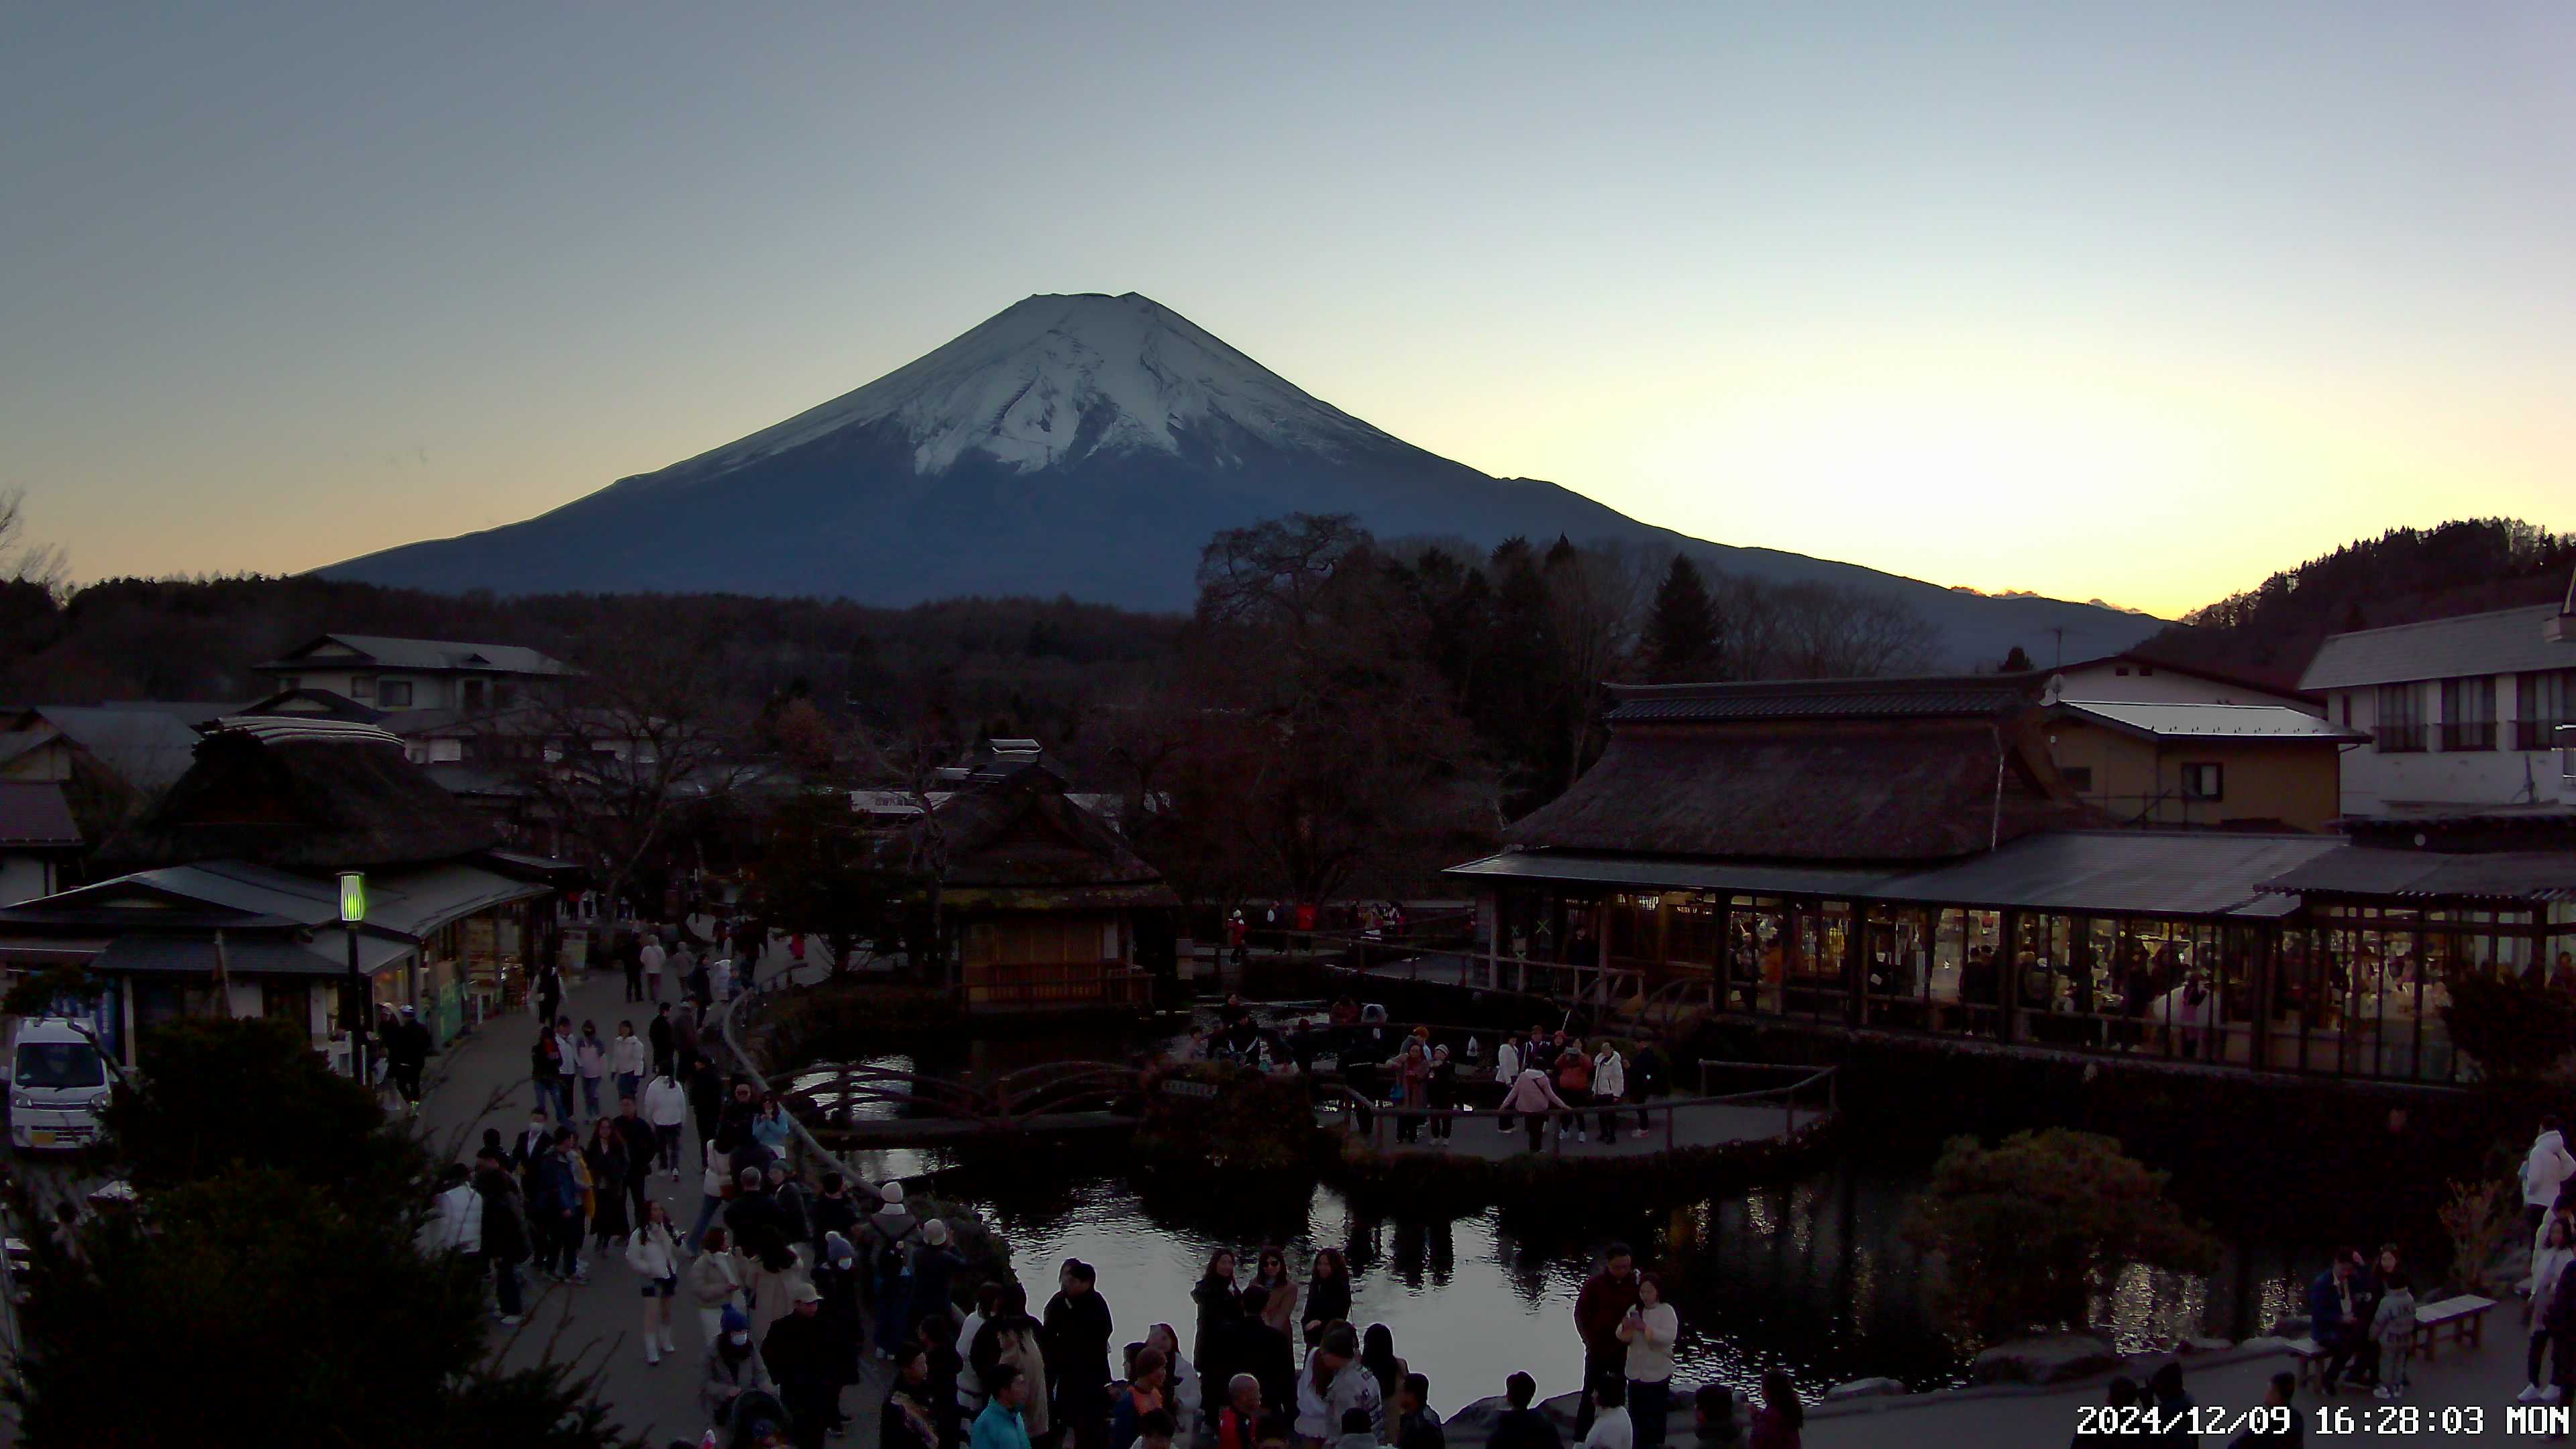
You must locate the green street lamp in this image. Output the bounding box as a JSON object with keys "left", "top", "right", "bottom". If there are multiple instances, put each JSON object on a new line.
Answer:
{"left": 339, "top": 871, "right": 368, "bottom": 1087}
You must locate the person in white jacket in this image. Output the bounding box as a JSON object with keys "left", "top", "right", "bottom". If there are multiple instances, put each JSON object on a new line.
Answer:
{"left": 1591, "top": 1045, "right": 1628, "bottom": 1145}
{"left": 641, "top": 1069, "right": 689, "bottom": 1179}
{"left": 609, "top": 1021, "right": 649, "bottom": 1108}
{"left": 2527, "top": 1118, "right": 2576, "bottom": 1230}
{"left": 1491, "top": 1036, "right": 1524, "bottom": 1134}
{"left": 421, "top": 1163, "right": 482, "bottom": 1256}
{"left": 626, "top": 1199, "right": 682, "bottom": 1364}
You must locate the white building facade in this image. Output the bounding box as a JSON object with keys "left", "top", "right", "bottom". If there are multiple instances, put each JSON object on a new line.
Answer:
{"left": 2300, "top": 602, "right": 2576, "bottom": 816}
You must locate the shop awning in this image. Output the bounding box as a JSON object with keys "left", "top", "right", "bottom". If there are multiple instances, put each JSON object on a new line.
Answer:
{"left": 1868, "top": 831, "right": 2345, "bottom": 918}
{"left": 1443, "top": 851, "right": 1900, "bottom": 899}
{"left": 2256, "top": 847, "right": 2576, "bottom": 903}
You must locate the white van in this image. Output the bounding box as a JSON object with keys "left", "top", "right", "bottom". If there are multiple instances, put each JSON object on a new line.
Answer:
{"left": 9, "top": 1019, "right": 110, "bottom": 1151}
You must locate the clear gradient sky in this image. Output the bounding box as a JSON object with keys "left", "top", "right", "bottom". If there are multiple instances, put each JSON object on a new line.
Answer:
{"left": 4, "top": 3, "right": 2569, "bottom": 616}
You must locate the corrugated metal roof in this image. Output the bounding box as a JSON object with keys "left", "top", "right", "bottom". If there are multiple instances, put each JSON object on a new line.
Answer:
{"left": 95, "top": 932, "right": 403, "bottom": 977}
{"left": 1445, "top": 851, "right": 1898, "bottom": 898}
{"left": 2256, "top": 847, "right": 2576, "bottom": 902}
{"left": 1448, "top": 833, "right": 2344, "bottom": 918}
{"left": 356, "top": 863, "right": 549, "bottom": 936}
{"left": 21, "top": 707, "right": 205, "bottom": 792}
{"left": 1870, "top": 831, "right": 2345, "bottom": 917}
{"left": 2300, "top": 604, "right": 2576, "bottom": 690}
{"left": 2053, "top": 700, "right": 2366, "bottom": 742}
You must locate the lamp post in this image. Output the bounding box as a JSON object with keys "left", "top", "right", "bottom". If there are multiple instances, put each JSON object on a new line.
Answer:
{"left": 339, "top": 871, "right": 368, "bottom": 1086}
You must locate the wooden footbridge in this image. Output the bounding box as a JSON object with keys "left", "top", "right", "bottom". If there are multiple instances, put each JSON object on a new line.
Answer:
{"left": 786, "top": 1060, "right": 1150, "bottom": 1149}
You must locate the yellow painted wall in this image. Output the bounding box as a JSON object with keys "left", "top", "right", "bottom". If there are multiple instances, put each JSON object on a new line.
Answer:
{"left": 2047, "top": 720, "right": 2346, "bottom": 832}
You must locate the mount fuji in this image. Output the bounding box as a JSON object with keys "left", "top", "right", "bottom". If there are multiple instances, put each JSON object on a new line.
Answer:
{"left": 321, "top": 292, "right": 2162, "bottom": 664}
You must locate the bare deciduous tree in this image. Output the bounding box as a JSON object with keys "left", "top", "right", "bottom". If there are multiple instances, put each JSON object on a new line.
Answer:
{"left": 0, "top": 488, "right": 70, "bottom": 600}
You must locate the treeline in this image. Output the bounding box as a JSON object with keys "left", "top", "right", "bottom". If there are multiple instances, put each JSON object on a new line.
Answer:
{"left": 1055, "top": 515, "right": 1943, "bottom": 906}
{"left": 2139, "top": 519, "right": 2575, "bottom": 689}
{"left": 0, "top": 572, "right": 1183, "bottom": 737}
{"left": 1, "top": 514, "right": 1946, "bottom": 902}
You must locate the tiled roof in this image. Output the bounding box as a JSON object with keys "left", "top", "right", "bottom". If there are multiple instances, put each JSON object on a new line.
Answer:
{"left": 2300, "top": 604, "right": 2576, "bottom": 690}
{"left": 1607, "top": 674, "right": 2035, "bottom": 724}
{"left": 258, "top": 633, "right": 567, "bottom": 677}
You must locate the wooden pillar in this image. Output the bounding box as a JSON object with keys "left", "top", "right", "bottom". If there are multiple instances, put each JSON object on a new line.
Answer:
{"left": 1999, "top": 908, "right": 2023, "bottom": 1044}
{"left": 1849, "top": 900, "right": 1871, "bottom": 1027}
{"left": 1715, "top": 900, "right": 1735, "bottom": 1014}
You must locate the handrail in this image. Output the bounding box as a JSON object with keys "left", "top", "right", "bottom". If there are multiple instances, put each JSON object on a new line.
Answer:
{"left": 1318, "top": 1061, "right": 1836, "bottom": 1154}
{"left": 716, "top": 972, "right": 894, "bottom": 1196}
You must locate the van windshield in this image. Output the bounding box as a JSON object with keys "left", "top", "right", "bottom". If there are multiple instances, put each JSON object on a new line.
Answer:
{"left": 15, "top": 1040, "right": 105, "bottom": 1091}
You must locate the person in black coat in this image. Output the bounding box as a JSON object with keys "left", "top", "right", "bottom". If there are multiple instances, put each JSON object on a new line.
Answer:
{"left": 649, "top": 1004, "right": 676, "bottom": 1078}
{"left": 1193, "top": 1250, "right": 1242, "bottom": 1392}
{"left": 472, "top": 1148, "right": 529, "bottom": 1323}
{"left": 1044, "top": 1260, "right": 1115, "bottom": 1449}
{"left": 686, "top": 1057, "right": 726, "bottom": 1150}
{"left": 1234, "top": 1285, "right": 1297, "bottom": 1416}
{"left": 883, "top": 1343, "right": 942, "bottom": 1449}
{"left": 764, "top": 1284, "right": 837, "bottom": 1449}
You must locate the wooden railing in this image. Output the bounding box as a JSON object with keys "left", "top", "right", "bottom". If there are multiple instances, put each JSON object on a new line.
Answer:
{"left": 1317, "top": 1059, "right": 1835, "bottom": 1155}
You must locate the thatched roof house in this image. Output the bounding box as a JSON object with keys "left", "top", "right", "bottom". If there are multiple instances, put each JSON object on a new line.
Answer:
{"left": 99, "top": 718, "right": 497, "bottom": 872}
{"left": 925, "top": 759, "right": 1177, "bottom": 1012}
{"left": 1507, "top": 674, "right": 2084, "bottom": 865}
{"left": 0, "top": 720, "right": 556, "bottom": 1063}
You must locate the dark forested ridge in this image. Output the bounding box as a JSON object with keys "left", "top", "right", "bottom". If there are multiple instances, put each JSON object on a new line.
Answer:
{"left": 2138, "top": 519, "right": 2575, "bottom": 690}
{"left": 0, "top": 574, "right": 1182, "bottom": 740}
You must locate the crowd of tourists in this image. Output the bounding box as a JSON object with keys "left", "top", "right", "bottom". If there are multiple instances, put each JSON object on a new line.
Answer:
{"left": 1201, "top": 998, "right": 1676, "bottom": 1153}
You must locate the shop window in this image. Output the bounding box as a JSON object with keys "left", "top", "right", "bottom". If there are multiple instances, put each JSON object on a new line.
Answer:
{"left": 2180, "top": 763, "right": 2224, "bottom": 801}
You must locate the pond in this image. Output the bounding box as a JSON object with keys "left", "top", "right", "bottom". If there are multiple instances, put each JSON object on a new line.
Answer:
{"left": 782, "top": 1013, "right": 2392, "bottom": 1403}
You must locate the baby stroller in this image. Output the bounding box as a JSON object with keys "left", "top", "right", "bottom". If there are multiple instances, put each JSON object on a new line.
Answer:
{"left": 715, "top": 1387, "right": 790, "bottom": 1447}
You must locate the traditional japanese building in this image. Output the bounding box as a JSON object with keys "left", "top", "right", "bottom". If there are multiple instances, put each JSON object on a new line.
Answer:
{"left": 1446, "top": 674, "right": 2576, "bottom": 1086}
{"left": 929, "top": 755, "right": 1177, "bottom": 1012}
{"left": 0, "top": 718, "right": 561, "bottom": 1062}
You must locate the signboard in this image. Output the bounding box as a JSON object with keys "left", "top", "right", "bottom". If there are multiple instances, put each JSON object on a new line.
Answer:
{"left": 1159, "top": 1079, "right": 1219, "bottom": 1099}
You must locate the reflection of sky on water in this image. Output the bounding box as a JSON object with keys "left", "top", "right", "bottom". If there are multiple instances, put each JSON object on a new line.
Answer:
{"left": 781, "top": 1035, "right": 2341, "bottom": 1401}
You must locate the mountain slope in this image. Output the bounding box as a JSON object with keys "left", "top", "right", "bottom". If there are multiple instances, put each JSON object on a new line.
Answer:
{"left": 322, "top": 292, "right": 2161, "bottom": 665}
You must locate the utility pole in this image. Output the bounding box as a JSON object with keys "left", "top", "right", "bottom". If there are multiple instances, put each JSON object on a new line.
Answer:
{"left": 339, "top": 871, "right": 369, "bottom": 1088}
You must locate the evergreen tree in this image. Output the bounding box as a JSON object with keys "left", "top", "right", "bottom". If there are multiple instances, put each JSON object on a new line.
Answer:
{"left": 1998, "top": 645, "right": 2033, "bottom": 674}
{"left": 1642, "top": 554, "right": 1722, "bottom": 684}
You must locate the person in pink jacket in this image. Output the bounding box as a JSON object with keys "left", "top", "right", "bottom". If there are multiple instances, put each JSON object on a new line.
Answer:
{"left": 1497, "top": 1068, "right": 1571, "bottom": 1153}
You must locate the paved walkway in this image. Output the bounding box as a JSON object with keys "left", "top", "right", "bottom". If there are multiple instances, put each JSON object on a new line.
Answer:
{"left": 419, "top": 929, "right": 891, "bottom": 1448}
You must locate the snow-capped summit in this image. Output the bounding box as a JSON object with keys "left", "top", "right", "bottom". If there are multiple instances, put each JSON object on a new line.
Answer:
{"left": 321, "top": 292, "right": 2165, "bottom": 665}
{"left": 688, "top": 292, "right": 1397, "bottom": 477}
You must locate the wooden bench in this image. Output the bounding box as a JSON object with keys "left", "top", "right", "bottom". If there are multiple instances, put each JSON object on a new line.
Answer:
{"left": 2410, "top": 1295, "right": 2496, "bottom": 1356}
{"left": 2284, "top": 1336, "right": 2330, "bottom": 1392}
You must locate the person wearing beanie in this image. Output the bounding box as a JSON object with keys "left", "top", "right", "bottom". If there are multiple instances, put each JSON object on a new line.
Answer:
{"left": 701, "top": 1302, "right": 776, "bottom": 1427}
{"left": 868, "top": 1182, "right": 923, "bottom": 1358}
{"left": 913, "top": 1217, "right": 968, "bottom": 1333}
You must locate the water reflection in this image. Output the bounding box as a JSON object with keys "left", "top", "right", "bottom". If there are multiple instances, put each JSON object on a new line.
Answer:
{"left": 780, "top": 1033, "right": 2342, "bottom": 1401}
